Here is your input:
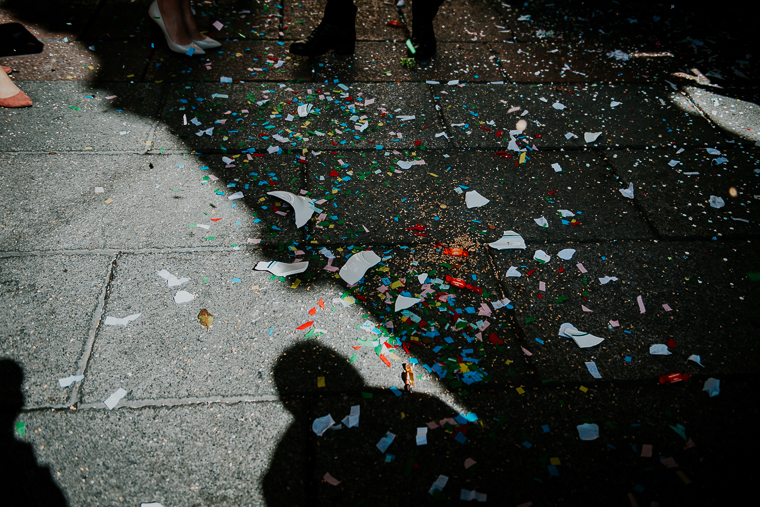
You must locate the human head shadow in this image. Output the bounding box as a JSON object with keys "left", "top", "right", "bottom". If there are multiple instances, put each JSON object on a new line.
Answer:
{"left": 262, "top": 340, "right": 511, "bottom": 505}
{"left": 0, "top": 359, "right": 68, "bottom": 507}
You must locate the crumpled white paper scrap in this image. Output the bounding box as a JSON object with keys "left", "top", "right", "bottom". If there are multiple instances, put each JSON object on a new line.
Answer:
{"left": 173, "top": 291, "right": 195, "bottom": 304}
{"left": 157, "top": 269, "right": 189, "bottom": 287}
{"left": 584, "top": 132, "right": 602, "bottom": 143}
{"left": 709, "top": 195, "right": 725, "bottom": 208}
{"left": 534, "top": 216, "right": 549, "bottom": 228}
{"left": 58, "top": 374, "right": 84, "bottom": 388}
{"left": 267, "top": 190, "right": 320, "bottom": 228}
{"left": 465, "top": 191, "right": 490, "bottom": 208}
{"left": 559, "top": 323, "right": 604, "bottom": 348}
{"left": 312, "top": 414, "right": 335, "bottom": 436}
{"left": 104, "top": 388, "right": 127, "bottom": 410}
{"left": 395, "top": 296, "right": 421, "bottom": 312}
{"left": 104, "top": 313, "right": 141, "bottom": 326}
{"left": 254, "top": 261, "right": 309, "bottom": 277}
{"left": 620, "top": 183, "right": 634, "bottom": 199}
{"left": 649, "top": 344, "right": 671, "bottom": 355}
{"left": 340, "top": 250, "right": 381, "bottom": 285}
{"left": 489, "top": 231, "right": 526, "bottom": 250}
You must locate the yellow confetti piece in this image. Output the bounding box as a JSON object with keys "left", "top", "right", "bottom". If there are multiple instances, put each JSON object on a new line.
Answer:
{"left": 400, "top": 412, "right": 405, "bottom": 419}
{"left": 104, "top": 199, "right": 113, "bottom": 204}
{"left": 390, "top": 280, "right": 404, "bottom": 289}
{"left": 126, "top": 74, "right": 134, "bottom": 78}
{"left": 66, "top": 76, "right": 73, "bottom": 79}
{"left": 516, "top": 387, "right": 525, "bottom": 394}
{"left": 84, "top": 147, "right": 92, "bottom": 150}
{"left": 519, "top": 152, "right": 526, "bottom": 164}
{"left": 317, "top": 376, "right": 325, "bottom": 387}
{"left": 676, "top": 471, "right": 691, "bottom": 485}
{"left": 550, "top": 458, "right": 561, "bottom": 466}
{"left": 580, "top": 386, "right": 588, "bottom": 393}
{"left": 506, "top": 359, "right": 513, "bottom": 365}
{"left": 251, "top": 285, "right": 259, "bottom": 290}
{"left": 428, "top": 173, "right": 439, "bottom": 177}
{"left": 291, "top": 279, "right": 301, "bottom": 289}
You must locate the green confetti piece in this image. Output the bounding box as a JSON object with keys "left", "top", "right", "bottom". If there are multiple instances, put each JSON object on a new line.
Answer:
{"left": 405, "top": 39, "right": 416, "bottom": 54}
{"left": 361, "top": 391, "right": 373, "bottom": 399}
{"left": 202, "top": 277, "right": 208, "bottom": 283}
{"left": 349, "top": 353, "right": 357, "bottom": 363}
{"left": 188, "top": 223, "right": 197, "bottom": 227}
{"left": 15, "top": 421, "right": 25, "bottom": 436}
{"left": 554, "top": 296, "right": 568, "bottom": 303}
{"left": 204, "top": 236, "right": 216, "bottom": 241}
{"left": 525, "top": 317, "right": 536, "bottom": 324}
{"left": 748, "top": 272, "right": 760, "bottom": 281}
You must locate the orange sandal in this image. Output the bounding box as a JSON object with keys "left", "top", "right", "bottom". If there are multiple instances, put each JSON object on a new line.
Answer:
{"left": 0, "top": 90, "right": 33, "bottom": 108}
{"left": 1, "top": 66, "right": 11, "bottom": 74}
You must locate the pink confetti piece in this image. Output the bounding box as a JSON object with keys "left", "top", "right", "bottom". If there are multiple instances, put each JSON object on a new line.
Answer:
{"left": 247, "top": 238, "right": 261, "bottom": 244}
{"left": 478, "top": 303, "right": 491, "bottom": 317}
{"left": 507, "top": 106, "right": 521, "bottom": 113}
{"left": 522, "top": 347, "right": 533, "bottom": 356}
{"left": 609, "top": 320, "right": 619, "bottom": 327}
{"left": 582, "top": 305, "right": 593, "bottom": 312}
{"left": 105, "top": 95, "right": 117, "bottom": 100}
{"left": 208, "top": 175, "right": 219, "bottom": 181}
{"left": 464, "top": 458, "right": 477, "bottom": 469}
{"left": 323, "top": 472, "right": 340, "bottom": 486}
{"left": 637, "top": 295, "right": 646, "bottom": 313}
{"left": 576, "top": 263, "right": 587, "bottom": 273}
{"left": 662, "top": 304, "right": 672, "bottom": 311}
{"left": 212, "top": 20, "right": 224, "bottom": 31}
{"left": 641, "top": 444, "right": 653, "bottom": 457}
{"left": 539, "top": 281, "right": 546, "bottom": 291}
{"left": 426, "top": 421, "right": 440, "bottom": 429}
{"left": 363, "top": 225, "right": 370, "bottom": 233}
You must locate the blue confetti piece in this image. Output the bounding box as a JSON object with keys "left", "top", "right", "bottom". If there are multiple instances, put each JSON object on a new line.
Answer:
{"left": 232, "top": 278, "right": 241, "bottom": 283}
{"left": 535, "top": 338, "right": 544, "bottom": 344}
{"left": 548, "top": 465, "right": 559, "bottom": 476}
{"left": 522, "top": 441, "right": 532, "bottom": 449}
{"left": 390, "top": 386, "right": 402, "bottom": 397}
{"left": 268, "top": 328, "right": 274, "bottom": 336}
{"left": 625, "top": 356, "right": 632, "bottom": 362}
{"left": 542, "top": 424, "right": 550, "bottom": 433}
{"left": 454, "top": 432, "right": 467, "bottom": 444}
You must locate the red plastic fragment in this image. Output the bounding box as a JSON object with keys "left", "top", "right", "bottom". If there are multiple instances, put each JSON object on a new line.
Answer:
{"left": 666, "top": 339, "right": 677, "bottom": 348}
{"left": 443, "top": 248, "right": 468, "bottom": 257}
{"left": 488, "top": 333, "right": 504, "bottom": 345}
{"left": 406, "top": 223, "right": 426, "bottom": 231}
{"left": 329, "top": 169, "right": 339, "bottom": 177}
{"left": 526, "top": 268, "right": 536, "bottom": 277}
{"left": 659, "top": 373, "right": 691, "bottom": 384}
{"left": 387, "top": 20, "right": 404, "bottom": 28}
{"left": 414, "top": 140, "right": 422, "bottom": 146}
{"left": 446, "top": 276, "right": 466, "bottom": 288}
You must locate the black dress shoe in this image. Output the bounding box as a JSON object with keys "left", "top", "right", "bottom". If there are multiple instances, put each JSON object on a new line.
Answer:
{"left": 410, "top": 22, "right": 437, "bottom": 60}
{"left": 289, "top": 21, "right": 356, "bottom": 57}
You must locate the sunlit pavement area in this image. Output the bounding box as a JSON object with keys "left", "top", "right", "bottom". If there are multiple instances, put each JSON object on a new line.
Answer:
{"left": 1, "top": 1, "right": 758, "bottom": 505}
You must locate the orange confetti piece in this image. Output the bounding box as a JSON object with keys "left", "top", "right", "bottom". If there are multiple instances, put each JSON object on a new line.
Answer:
{"left": 308, "top": 307, "right": 316, "bottom": 316}
{"left": 318, "top": 298, "right": 325, "bottom": 310}
{"left": 379, "top": 354, "right": 391, "bottom": 368}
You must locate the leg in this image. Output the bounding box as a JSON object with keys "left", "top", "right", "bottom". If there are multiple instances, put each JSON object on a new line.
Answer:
{"left": 156, "top": 0, "right": 192, "bottom": 46}
{"left": 289, "top": 0, "right": 358, "bottom": 57}
{"left": 410, "top": 0, "right": 444, "bottom": 59}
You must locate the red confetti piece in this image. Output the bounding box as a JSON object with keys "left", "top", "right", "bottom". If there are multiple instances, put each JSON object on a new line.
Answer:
{"left": 379, "top": 354, "right": 391, "bottom": 368}
{"left": 296, "top": 321, "right": 314, "bottom": 330}
{"left": 308, "top": 307, "right": 316, "bottom": 316}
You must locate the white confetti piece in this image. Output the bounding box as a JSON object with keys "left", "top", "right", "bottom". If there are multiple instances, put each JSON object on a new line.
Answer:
{"left": 174, "top": 291, "right": 195, "bottom": 304}
{"left": 103, "top": 388, "right": 127, "bottom": 410}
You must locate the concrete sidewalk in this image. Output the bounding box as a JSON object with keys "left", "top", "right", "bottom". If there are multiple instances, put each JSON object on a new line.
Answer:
{"left": 1, "top": 1, "right": 758, "bottom": 505}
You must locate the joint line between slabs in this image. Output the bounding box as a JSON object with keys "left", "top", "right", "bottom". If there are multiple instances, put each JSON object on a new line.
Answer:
{"left": 69, "top": 253, "right": 118, "bottom": 408}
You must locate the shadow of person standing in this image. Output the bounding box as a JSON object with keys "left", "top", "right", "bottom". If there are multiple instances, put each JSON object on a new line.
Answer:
{"left": 262, "top": 341, "right": 504, "bottom": 506}
{"left": 0, "top": 359, "right": 68, "bottom": 507}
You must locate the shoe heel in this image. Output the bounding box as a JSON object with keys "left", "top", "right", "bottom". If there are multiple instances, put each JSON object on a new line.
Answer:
{"left": 333, "top": 40, "right": 355, "bottom": 55}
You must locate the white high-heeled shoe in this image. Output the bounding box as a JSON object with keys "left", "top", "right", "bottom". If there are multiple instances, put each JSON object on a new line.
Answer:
{"left": 192, "top": 36, "right": 222, "bottom": 49}
{"left": 148, "top": 1, "right": 205, "bottom": 55}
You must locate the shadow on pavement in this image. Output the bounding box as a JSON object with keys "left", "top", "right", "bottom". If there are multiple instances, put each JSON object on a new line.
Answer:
{"left": 0, "top": 359, "right": 68, "bottom": 507}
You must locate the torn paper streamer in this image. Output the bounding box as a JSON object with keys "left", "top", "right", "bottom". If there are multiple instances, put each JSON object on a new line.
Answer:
{"left": 557, "top": 248, "right": 576, "bottom": 260}
{"left": 460, "top": 490, "right": 487, "bottom": 502}
{"left": 533, "top": 250, "right": 551, "bottom": 264}
{"left": 599, "top": 276, "right": 618, "bottom": 284}
{"left": 58, "top": 374, "right": 84, "bottom": 388}
{"left": 255, "top": 260, "right": 309, "bottom": 277}
{"left": 267, "top": 191, "right": 319, "bottom": 228}
{"left": 620, "top": 183, "right": 634, "bottom": 199}
{"left": 340, "top": 250, "right": 381, "bottom": 285}
{"left": 534, "top": 216, "right": 549, "bottom": 228}
{"left": 104, "top": 388, "right": 127, "bottom": 410}
{"left": 342, "top": 405, "right": 360, "bottom": 428}
{"left": 585, "top": 361, "right": 602, "bottom": 379}
{"left": 174, "top": 291, "right": 195, "bottom": 304}
{"left": 395, "top": 296, "right": 421, "bottom": 312}
{"left": 157, "top": 269, "right": 189, "bottom": 287}
{"left": 577, "top": 423, "right": 599, "bottom": 440}
{"left": 465, "top": 191, "right": 490, "bottom": 208}
{"left": 489, "top": 231, "right": 526, "bottom": 250}
{"left": 104, "top": 313, "right": 141, "bottom": 326}
{"left": 584, "top": 132, "right": 602, "bottom": 143}
{"left": 650, "top": 344, "right": 671, "bottom": 355}
{"left": 312, "top": 414, "right": 335, "bottom": 436}
{"left": 559, "top": 323, "right": 604, "bottom": 348}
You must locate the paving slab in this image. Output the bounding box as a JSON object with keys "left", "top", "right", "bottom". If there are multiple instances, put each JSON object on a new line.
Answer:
{"left": 11, "top": 400, "right": 301, "bottom": 506}
{"left": 0, "top": 0, "right": 99, "bottom": 42}
{"left": 0, "top": 153, "right": 302, "bottom": 251}
{"left": 490, "top": 240, "right": 760, "bottom": 382}
{"left": 403, "top": 0, "right": 509, "bottom": 44}
{"left": 491, "top": 41, "right": 600, "bottom": 83}
{"left": 0, "top": 82, "right": 161, "bottom": 153}
{"left": 608, "top": 148, "right": 760, "bottom": 239}
{"left": 283, "top": 0, "right": 402, "bottom": 41}
{"left": 434, "top": 82, "right": 725, "bottom": 150}
{"left": 152, "top": 81, "right": 445, "bottom": 152}
{"left": 0, "top": 254, "right": 111, "bottom": 408}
